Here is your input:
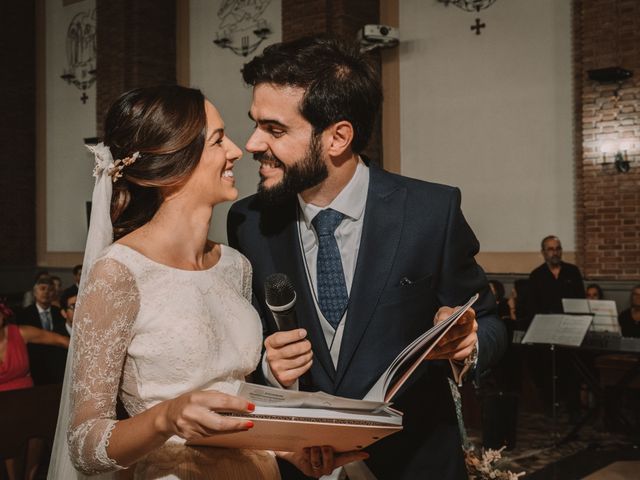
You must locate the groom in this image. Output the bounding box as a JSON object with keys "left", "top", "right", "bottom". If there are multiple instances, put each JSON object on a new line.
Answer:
{"left": 228, "top": 36, "right": 507, "bottom": 479}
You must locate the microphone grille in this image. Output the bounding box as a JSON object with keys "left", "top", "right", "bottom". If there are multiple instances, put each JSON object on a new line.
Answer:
{"left": 264, "top": 273, "right": 295, "bottom": 307}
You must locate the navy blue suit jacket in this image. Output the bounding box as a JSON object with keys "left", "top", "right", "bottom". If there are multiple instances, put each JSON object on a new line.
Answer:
{"left": 228, "top": 165, "right": 507, "bottom": 479}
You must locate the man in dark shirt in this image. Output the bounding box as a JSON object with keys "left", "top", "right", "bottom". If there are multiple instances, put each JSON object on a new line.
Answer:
{"left": 527, "top": 235, "right": 585, "bottom": 318}
{"left": 526, "top": 235, "right": 585, "bottom": 419}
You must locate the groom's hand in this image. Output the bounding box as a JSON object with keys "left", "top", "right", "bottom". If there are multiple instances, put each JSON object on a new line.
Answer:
{"left": 278, "top": 446, "right": 369, "bottom": 478}
{"left": 264, "top": 328, "right": 313, "bottom": 387}
{"left": 427, "top": 306, "right": 478, "bottom": 362}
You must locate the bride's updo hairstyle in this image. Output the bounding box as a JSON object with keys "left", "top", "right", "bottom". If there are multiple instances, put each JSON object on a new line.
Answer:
{"left": 104, "top": 85, "right": 207, "bottom": 240}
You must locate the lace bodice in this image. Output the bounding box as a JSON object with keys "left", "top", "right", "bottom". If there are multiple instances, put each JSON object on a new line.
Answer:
{"left": 67, "top": 243, "right": 263, "bottom": 475}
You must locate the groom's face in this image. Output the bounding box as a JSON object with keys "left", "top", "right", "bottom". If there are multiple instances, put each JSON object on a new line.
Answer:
{"left": 246, "top": 83, "right": 328, "bottom": 205}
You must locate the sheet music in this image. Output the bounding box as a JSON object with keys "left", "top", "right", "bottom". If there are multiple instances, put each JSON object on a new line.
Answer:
{"left": 562, "top": 298, "right": 621, "bottom": 334}
{"left": 522, "top": 314, "right": 593, "bottom": 347}
{"left": 590, "top": 299, "right": 620, "bottom": 333}
{"left": 562, "top": 298, "right": 590, "bottom": 314}
{"left": 588, "top": 299, "right": 617, "bottom": 316}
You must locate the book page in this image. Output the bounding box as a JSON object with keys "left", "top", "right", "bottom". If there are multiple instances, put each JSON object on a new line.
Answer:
{"left": 235, "top": 382, "right": 389, "bottom": 412}
{"left": 364, "top": 293, "right": 479, "bottom": 402}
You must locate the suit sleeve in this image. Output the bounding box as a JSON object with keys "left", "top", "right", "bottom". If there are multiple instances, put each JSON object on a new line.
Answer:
{"left": 227, "top": 202, "right": 271, "bottom": 386}
{"left": 438, "top": 188, "right": 508, "bottom": 377}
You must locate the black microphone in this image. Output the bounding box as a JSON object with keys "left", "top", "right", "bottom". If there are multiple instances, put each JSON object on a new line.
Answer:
{"left": 264, "top": 273, "right": 298, "bottom": 331}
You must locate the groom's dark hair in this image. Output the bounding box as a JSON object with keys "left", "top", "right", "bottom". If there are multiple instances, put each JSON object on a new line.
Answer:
{"left": 242, "top": 36, "right": 382, "bottom": 154}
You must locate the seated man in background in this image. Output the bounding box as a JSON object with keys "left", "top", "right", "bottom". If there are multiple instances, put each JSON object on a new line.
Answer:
{"left": 21, "top": 270, "right": 49, "bottom": 308}
{"left": 59, "top": 291, "right": 76, "bottom": 335}
{"left": 16, "top": 277, "right": 69, "bottom": 385}
{"left": 62, "top": 264, "right": 82, "bottom": 299}
{"left": 618, "top": 284, "right": 640, "bottom": 338}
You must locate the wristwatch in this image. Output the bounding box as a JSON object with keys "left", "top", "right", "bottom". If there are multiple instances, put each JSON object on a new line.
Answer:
{"left": 453, "top": 342, "right": 478, "bottom": 368}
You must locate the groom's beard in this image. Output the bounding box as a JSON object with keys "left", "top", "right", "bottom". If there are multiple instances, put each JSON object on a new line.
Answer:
{"left": 255, "top": 134, "right": 328, "bottom": 206}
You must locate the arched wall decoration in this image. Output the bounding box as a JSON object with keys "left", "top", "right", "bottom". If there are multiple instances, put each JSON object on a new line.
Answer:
{"left": 439, "top": 0, "right": 497, "bottom": 12}
{"left": 438, "top": 0, "right": 499, "bottom": 35}
{"left": 60, "top": 8, "right": 96, "bottom": 103}
{"left": 212, "top": 0, "right": 272, "bottom": 57}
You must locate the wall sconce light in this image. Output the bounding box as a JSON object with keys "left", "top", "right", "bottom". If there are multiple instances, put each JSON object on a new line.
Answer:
{"left": 212, "top": 20, "right": 272, "bottom": 57}
{"left": 597, "top": 150, "right": 635, "bottom": 173}
{"left": 613, "top": 151, "right": 631, "bottom": 173}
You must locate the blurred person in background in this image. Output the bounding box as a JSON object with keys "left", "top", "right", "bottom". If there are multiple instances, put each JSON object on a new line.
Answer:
{"left": 21, "top": 271, "right": 49, "bottom": 308}
{"left": 586, "top": 283, "right": 604, "bottom": 300}
{"left": 0, "top": 300, "right": 69, "bottom": 480}
{"left": 50, "top": 276, "right": 63, "bottom": 309}
{"left": 618, "top": 284, "right": 640, "bottom": 338}
{"left": 16, "top": 277, "right": 69, "bottom": 385}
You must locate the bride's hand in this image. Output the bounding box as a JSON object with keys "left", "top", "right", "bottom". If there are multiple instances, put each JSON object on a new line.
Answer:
{"left": 277, "top": 446, "right": 369, "bottom": 478}
{"left": 155, "top": 391, "right": 255, "bottom": 441}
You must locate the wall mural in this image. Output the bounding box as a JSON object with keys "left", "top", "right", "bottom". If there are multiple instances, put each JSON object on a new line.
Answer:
{"left": 438, "top": 0, "right": 498, "bottom": 35}
{"left": 60, "top": 8, "right": 96, "bottom": 103}
{"left": 212, "top": 0, "right": 272, "bottom": 57}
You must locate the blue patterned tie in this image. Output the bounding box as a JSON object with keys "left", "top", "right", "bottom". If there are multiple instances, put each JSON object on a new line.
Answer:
{"left": 40, "top": 310, "right": 52, "bottom": 331}
{"left": 312, "top": 209, "right": 348, "bottom": 329}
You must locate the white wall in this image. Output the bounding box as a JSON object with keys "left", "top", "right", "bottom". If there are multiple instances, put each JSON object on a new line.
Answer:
{"left": 190, "top": 0, "right": 282, "bottom": 243}
{"left": 399, "top": 0, "right": 573, "bottom": 253}
{"left": 46, "top": 0, "right": 96, "bottom": 252}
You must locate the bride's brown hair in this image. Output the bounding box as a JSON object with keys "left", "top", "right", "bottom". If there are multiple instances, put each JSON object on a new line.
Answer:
{"left": 103, "top": 85, "right": 206, "bottom": 240}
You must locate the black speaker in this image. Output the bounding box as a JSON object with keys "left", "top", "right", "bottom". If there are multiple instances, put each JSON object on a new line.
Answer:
{"left": 587, "top": 67, "right": 632, "bottom": 83}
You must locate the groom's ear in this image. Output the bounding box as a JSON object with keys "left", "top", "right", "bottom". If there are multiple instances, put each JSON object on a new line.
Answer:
{"left": 324, "top": 121, "right": 354, "bottom": 157}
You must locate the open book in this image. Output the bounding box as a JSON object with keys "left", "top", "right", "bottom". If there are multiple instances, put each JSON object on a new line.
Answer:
{"left": 187, "top": 293, "right": 479, "bottom": 452}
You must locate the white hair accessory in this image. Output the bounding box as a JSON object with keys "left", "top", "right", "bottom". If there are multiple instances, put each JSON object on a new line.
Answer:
{"left": 88, "top": 142, "right": 140, "bottom": 182}
{"left": 88, "top": 142, "right": 114, "bottom": 178}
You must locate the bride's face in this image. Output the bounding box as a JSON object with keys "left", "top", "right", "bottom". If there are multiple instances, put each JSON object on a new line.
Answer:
{"left": 185, "top": 101, "right": 242, "bottom": 205}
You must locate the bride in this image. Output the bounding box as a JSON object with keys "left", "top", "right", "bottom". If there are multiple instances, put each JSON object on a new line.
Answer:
{"left": 48, "top": 86, "right": 366, "bottom": 479}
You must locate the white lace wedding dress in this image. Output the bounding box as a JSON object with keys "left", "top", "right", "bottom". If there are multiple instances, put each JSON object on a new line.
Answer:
{"left": 67, "top": 243, "right": 280, "bottom": 479}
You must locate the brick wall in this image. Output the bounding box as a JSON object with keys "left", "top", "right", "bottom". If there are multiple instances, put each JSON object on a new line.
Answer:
{"left": 575, "top": 0, "right": 640, "bottom": 279}
{"left": 96, "top": 0, "right": 176, "bottom": 135}
{"left": 0, "top": 1, "right": 36, "bottom": 268}
{"left": 282, "top": 0, "right": 382, "bottom": 165}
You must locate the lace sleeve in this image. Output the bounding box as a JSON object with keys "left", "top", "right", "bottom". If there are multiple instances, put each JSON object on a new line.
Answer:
{"left": 67, "top": 257, "right": 140, "bottom": 475}
{"left": 239, "top": 253, "right": 253, "bottom": 303}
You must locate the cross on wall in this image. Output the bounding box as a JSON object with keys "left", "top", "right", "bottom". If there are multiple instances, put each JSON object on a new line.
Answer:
{"left": 471, "top": 18, "right": 485, "bottom": 35}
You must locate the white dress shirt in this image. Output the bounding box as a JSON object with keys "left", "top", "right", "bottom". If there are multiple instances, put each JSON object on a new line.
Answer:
{"left": 296, "top": 160, "right": 369, "bottom": 366}
{"left": 262, "top": 160, "right": 368, "bottom": 385}
{"left": 36, "top": 303, "right": 53, "bottom": 330}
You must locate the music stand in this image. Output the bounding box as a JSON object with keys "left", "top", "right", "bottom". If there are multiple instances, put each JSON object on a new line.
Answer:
{"left": 522, "top": 314, "right": 593, "bottom": 443}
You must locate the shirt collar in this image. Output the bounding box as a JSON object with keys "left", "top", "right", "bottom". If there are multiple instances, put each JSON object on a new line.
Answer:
{"left": 297, "top": 159, "right": 369, "bottom": 229}
{"left": 36, "top": 303, "right": 49, "bottom": 314}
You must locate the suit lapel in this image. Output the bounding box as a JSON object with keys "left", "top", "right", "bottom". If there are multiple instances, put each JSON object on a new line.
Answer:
{"left": 265, "top": 201, "right": 337, "bottom": 382}
{"left": 335, "top": 167, "right": 406, "bottom": 389}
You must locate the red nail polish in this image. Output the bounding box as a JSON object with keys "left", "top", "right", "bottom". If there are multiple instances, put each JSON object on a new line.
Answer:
{"left": 245, "top": 420, "right": 254, "bottom": 429}
{"left": 247, "top": 402, "right": 256, "bottom": 412}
